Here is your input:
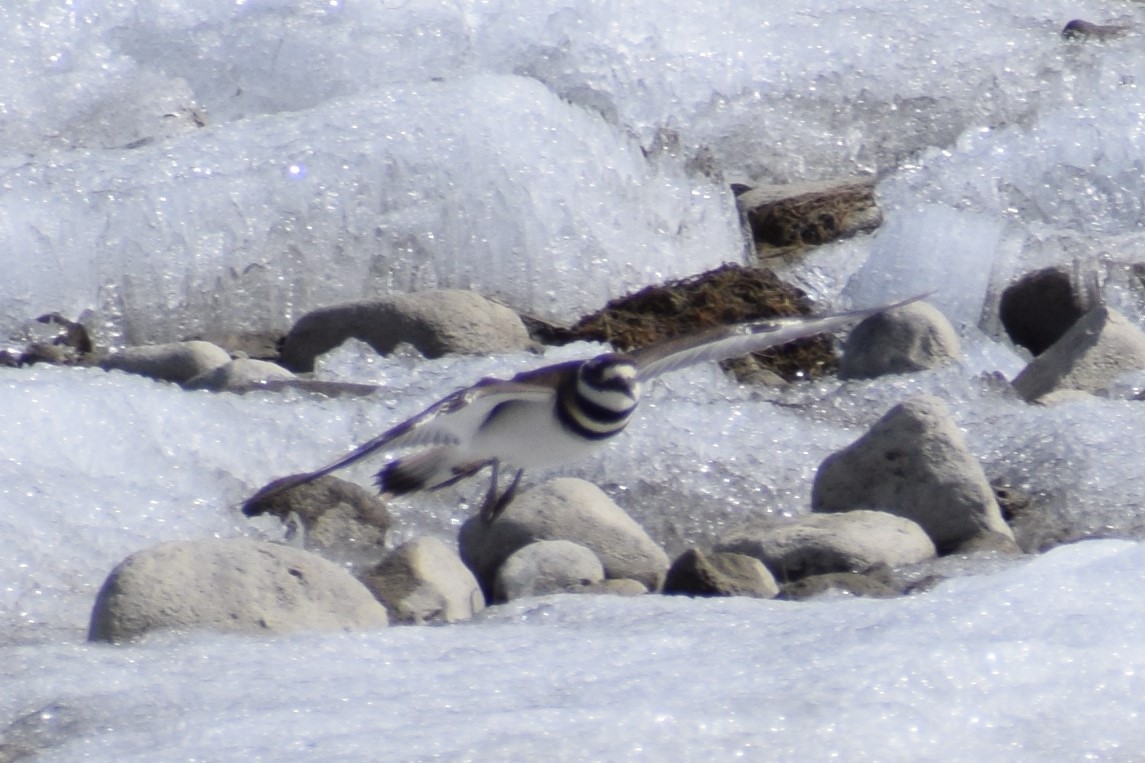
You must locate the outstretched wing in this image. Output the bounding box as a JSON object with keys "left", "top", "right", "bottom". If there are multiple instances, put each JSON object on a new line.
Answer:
{"left": 631, "top": 293, "right": 929, "bottom": 382}
{"left": 245, "top": 377, "right": 557, "bottom": 505}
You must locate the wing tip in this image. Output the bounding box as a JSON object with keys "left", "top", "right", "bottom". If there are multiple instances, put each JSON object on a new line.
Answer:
{"left": 856, "top": 290, "right": 933, "bottom": 314}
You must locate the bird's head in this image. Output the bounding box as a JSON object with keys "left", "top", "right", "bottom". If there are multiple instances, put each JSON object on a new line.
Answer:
{"left": 576, "top": 354, "right": 641, "bottom": 411}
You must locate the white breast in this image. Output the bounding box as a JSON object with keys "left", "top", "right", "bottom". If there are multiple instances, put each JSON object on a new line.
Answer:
{"left": 463, "top": 397, "right": 616, "bottom": 470}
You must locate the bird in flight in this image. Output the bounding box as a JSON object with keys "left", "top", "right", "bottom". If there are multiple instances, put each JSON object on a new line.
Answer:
{"left": 246, "top": 294, "right": 924, "bottom": 523}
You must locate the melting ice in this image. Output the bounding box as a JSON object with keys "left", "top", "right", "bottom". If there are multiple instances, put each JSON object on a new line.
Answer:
{"left": 4, "top": 0, "right": 1145, "bottom": 759}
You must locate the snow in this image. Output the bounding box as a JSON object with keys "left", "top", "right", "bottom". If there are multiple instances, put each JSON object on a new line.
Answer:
{"left": 5, "top": 0, "right": 1145, "bottom": 759}
{"left": 6, "top": 541, "right": 1145, "bottom": 761}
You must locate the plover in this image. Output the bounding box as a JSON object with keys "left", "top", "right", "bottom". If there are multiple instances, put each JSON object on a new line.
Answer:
{"left": 247, "top": 294, "right": 924, "bottom": 522}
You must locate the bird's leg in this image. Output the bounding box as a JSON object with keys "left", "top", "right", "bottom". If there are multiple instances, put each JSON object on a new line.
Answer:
{"left": 484, "top": 468, "right": 524, "bottom": 524}
{"left": 479, "top": 462, "right": 525, "bottom": 524}
{"left": 479, "top": 459, "right": 503, "bottom": 523}
{"left": 430, "top": 459, "right": 495, "bottom": 491}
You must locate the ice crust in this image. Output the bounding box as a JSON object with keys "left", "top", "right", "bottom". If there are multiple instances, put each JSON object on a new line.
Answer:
{"left": 0, "top": 72, "right": 738, "bottom": 345}
{"left": 5, "top": 0, "right": 1145, "bottom": 758}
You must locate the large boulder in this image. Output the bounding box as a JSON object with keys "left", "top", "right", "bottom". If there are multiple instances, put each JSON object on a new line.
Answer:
{"left": 88, "top": 538, "right": 389, "bottom": 642}
{"left": 459, "top": 478, "right": 669, "bottom": 595}
{"left": 811, "top": 396, "right": 1014, "bottom": 552}
{"left": 279, "top": 289, "right": 533, "bottom": 372}
{"left": 716, "top": 510, "right": 935, "bottom": 581}
{"left": 839, "top": 301, "right": 960, "bottom": 379}
{"left": 1010, "top": 306, "right": 1145, "bottom": 401}
{"left": 358, "top": 537, "right": 484, "bottom": 624}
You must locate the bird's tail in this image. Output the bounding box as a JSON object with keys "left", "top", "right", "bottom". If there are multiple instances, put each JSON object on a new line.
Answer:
{"left": 376, "top": 448, "right": 450, "bottom": 495}
{"left": 376, "top": 448, "right": 490, "bottom": 496}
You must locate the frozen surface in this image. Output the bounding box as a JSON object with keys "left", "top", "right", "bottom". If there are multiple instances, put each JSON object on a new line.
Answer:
{"left": 6, "top": 0, "right": 1144, "bottom": 345}
{"left": 6, "top": 0, "right": 1145, "bottom": 759}
{"left": 5, "top": 541, "right": 1145, "bottom": 761}
{"left": 0, "top": 72, "right": 738, "bottom": 345}
{"left": 7, "top": 345, "right": 1145, "bottom": 759}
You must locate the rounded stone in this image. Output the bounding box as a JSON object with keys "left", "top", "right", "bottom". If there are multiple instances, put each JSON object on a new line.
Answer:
{"left": 460, "top": 478, "right": 669, "bottom": 595}
{"left": 839, "top": 301, "right": 960, "bottom": 379}
{"left": 717, "top": 510, "right": 936, "bottom": 581}
{"left": 359, "top": 537, "right": 485, "bottom": 624}
{"left": 279, "top": 289, "right": 533, "bottom": 372}
{"left": 100, "top": 340, "right": 231, "bottom": 383}
{"left": 88, "top": 538, "right": 389, "bottom": 642}
{"left": 494, "top": 540, "right": 605, "bottom": 601}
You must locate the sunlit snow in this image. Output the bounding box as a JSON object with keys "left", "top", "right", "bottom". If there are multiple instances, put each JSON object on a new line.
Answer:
{"left": 4, "top": 0, "right": 1145, "bottom": 759}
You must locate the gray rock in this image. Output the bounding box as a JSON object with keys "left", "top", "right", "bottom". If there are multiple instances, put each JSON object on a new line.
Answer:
{"left": 737, "top": 176, "right": 882, "bottom": 254}
{"left": 1034, "top": 389, "right": 1098, "bottom": 406}
{"left": 182, "top": 358, "right": 296, "bottom": 391}
{"left": 99, "top": 340, "right": 230, "bottom": 383}
{"left": 358, "top": 537, "right": 485, "bottom": 624}
{"left": 88, "top": 538, "right": 389, "bottom": 642}
{"left": 662, "top": 548, "right": 779, "bottom": 598}
{"left": 20, "top": 342, "right": 77, "bottom": 366}
{"left": 992, "top": 484, "right": 1070, "bottom": 554}
{"left": 588, "top": 578, "right": 649, "bottom": 596}
{"left": 0, "top": 701, "right": 85, "bottom": 761}
{"left": 191, "top": 330, "right": 282, "bottom": 361}
{"left": 494, "top": 540, "right": 605, "bottom": 602}
{"left": 459, "top": 478, "right": 670, "bottom": 595}
{"left": 811, "top": 396, "right": 1014, "bottom": 551}
{"left": 951, "top": 531, "right": 1023, "bottom": 556}
{"left": 839, "top": 301, "right": 960, "bottom": 379}
{"left": 1011, "top": 306, "right": 1145, "bottom": 401}
{"left": 242, "top": 475, "right": 391, "bottom": 570}
{"left": 279, "top": 289, "right": 533, "bottom": 372}
{"left": 716, "top": 510, "right": 936, "bottom": 582}
{"left": 13, "top": 313, "right": 92, "bottom": 366}
{"left": 778, "top": 571, "right": 902, "bottom": 600}
{"left": 999, "top": 267, "right": 1085, "bottom": 356}
{"left": 993, "top": 483, "right": 1034, "bottom": 523}
{"left": 1062, "top": 19, "right": 1132, "bottom": 41}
